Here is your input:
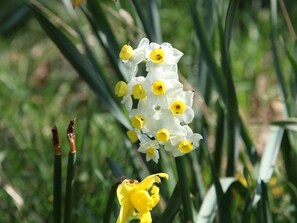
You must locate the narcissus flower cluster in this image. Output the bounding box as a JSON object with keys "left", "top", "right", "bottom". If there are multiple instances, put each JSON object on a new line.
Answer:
{"left": 116, "top": 38, "right": 202, "bottom": 163}
{"left": 116, "top": 173, "right": 168, "bottom": 223}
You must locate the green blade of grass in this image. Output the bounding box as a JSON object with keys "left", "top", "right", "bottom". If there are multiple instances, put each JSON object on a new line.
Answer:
{"left": 156, "top": 184, "right": 182, "bottom": 223}
{"left": 27, "top": 1, "right": 130, "bottom": 129}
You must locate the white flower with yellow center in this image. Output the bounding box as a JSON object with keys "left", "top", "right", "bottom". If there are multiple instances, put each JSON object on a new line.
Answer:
{"left": 129, "top": 100, "right": 156, "bottom": 133}
{"left": 169, "top": 91, "right": 195, "bottom": 124}
{"left": 146, "top": 110, "right": 187, "bottom": 145}
{"left": 138, "top": 136, "right": 160, "bottom": 163}
{"left": 165, "top": 125, "right": 203, "bottom": 157}
{"left": 119, "top": 38, "right": 149, "bottom": 78}
{"left": 144, "top": 70, "right": 183, "bottom": 109}
{"left": 145, "top": 42, "right": 183, "bottom": 72}
{"left": 115, "top": 76, "right": 147, "bottom": 111}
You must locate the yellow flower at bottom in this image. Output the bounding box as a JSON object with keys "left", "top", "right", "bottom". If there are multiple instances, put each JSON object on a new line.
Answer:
{"left": 116, "top": 173, "right": 169, "bottom": 223}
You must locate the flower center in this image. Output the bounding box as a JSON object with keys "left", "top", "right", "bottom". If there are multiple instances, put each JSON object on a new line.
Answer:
{"left": 131, "top": 115, "right": 145, "bottom": 129}
{"left": 156, "top": 128, "right": 170, "bottom": 143}
{"left": 146, "top": 147, "right": 155, "bottom": 158}
{"left": 178, "top": 140, "right": 193, "bottom": 153}
{"left": 149, "top": 48, "right": 165, "bottom": 64}
{"left": 119, "top": 44, "right": 133, "bottom": 61}
{"left": 132, "top": 84, "right": 147, "bottom": 99}
{"left": 152, "top": 80, "right": 166, "bottom": 95}
{"left": 115, "top": 81, "right": 128, "bottom": 97}
{"left": 170, "top": 100, "right": 186, "bottom": 115}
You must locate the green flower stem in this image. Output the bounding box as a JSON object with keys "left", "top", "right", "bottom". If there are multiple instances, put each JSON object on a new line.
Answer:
{"left": 52, "top": 126, "right": 62, "bottom": 223}
{"left": 175, "top": 156, "right": 193, "bottom": 222}
{"left": 64, "top": 120, "right": 77, "bottom": 223}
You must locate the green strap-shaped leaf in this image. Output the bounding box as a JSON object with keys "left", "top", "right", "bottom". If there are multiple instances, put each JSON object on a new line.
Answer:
{"left": 270, "top": 0, "right": 290, "bottom": 117}
{"left": 156, "top": 184, "right": 182, "bottom": 223}
{"left": 27, "top": 2, "right": 130, "bottom": 129}
{"left": 218, "top": 0, "right": 240, "bottom": 176}
{"left": 196, "top": 177, "right": 235, "bottom": 223}
{"left": 258, "top": 126, "right": 284, "bottom": 183}
{"left": 85, "top": 1, "right": 128, "bottom": 81}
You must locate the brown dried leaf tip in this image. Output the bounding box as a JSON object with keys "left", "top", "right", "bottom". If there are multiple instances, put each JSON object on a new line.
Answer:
{"left": 67, "top": 118, "right": 77, "bottom": 153}
{"left": 52, "top": 126, "right": 61, "bottom": 155}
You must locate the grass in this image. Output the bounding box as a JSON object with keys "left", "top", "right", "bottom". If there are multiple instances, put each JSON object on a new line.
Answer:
{"left": 1, "top": 0, "right": 297, "bottom": 222}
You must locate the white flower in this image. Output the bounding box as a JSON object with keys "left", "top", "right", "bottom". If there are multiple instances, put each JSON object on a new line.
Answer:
{"left": 119, "top": 38, "right": 149, "bottom": 79}
{"left": 165, "top": 125, "right": 203, "bottom": 157}
{"left": 168, "top": 91, "right": 195, "bottom": 124}
{"left": 138, "top": 135, "right": 160, "bottom": 163}
{"left": 145, "top": 42, "right": 183, "bottom": 72}
{"left": 143, "top": 70, "right": 183, "bottom": 109}
{"left": 118, "top": 76, "right": 146, "bottom": 111}
{"left": 129, "top": 100, "right": 156, "bottom": 133}
{"left": 146, "top": 110, "right": 187, "bottom": 145}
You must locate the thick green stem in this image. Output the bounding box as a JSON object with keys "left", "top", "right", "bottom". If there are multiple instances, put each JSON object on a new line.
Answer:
{"left": 64, "top": 119, "right": 77, "bottom": 223}
{"left": 52, "top": 126, "right": 62, "bottom": 223}
{"left": 64, "top": 151, "right": 76, "bottom": 223}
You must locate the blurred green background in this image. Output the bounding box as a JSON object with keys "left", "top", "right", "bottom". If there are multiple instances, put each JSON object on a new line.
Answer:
{"left": 1, "top": 0, "right": 297, "bottom": 222}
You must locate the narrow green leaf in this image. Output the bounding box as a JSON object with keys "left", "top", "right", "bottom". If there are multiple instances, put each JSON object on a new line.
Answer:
{"left": 280, "top": 130, "right": 297, "bottom": 186}
{"left": 84, "top": 1, "right": 128, "bottom": 81}
{"left": 218, "top": 0, "right": 241, "bottom": 176}
{"left": 196, "top": 177, "right": 235, "bottom": 223}
{"left": 103, "top": 183, "right": 119, "bottom": 223}
{"left": 203, "top": 137, "right": 232, "bottom": 223}
{"left": 213, "top": 101, "right": 224, "bottom": 174}
{"left": 131, "top": 0, "right": 154, "bottom": 41}
{"left": 271, "top": 118, "right": 297, "bottom": 132}
{"left": 270, "top": 0, "right": 289, "bottom": 117}
{"left": 190, "top": 4, "right": 227, "bottom": 103}
{"left": 285, "top": 181, "right": 297, "bottom": 218}
{"left": 175, "top": 156, "right": 193, "bottom": 222}
{"left": 258, "top": 126, "right": 284, "bottom": 183}
{"left": 156, "top": 184, "right": 182, "bottom": 223}
{"left": 106, "top": 157, "right": 125, "bottom": 178}
{"left": 147, "top": 0, "right": 162, "bottom": 43}
{"left": 27, "top": 2, "right": 130, "bottom": 129}
{"left": 224, "top": 0, "right": 240, "bottom": 50}
{"left": 259, "top": 182, "right": 273, "bottom": 223}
